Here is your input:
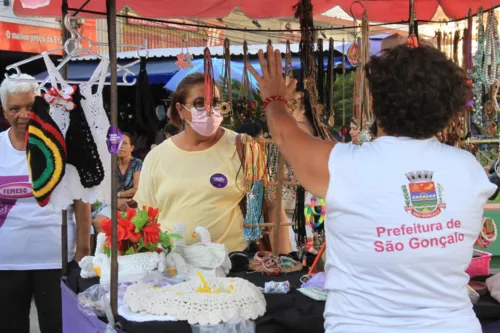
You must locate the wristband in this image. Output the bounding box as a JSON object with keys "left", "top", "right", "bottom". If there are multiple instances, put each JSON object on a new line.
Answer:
{"left": 263, "top": 96, "right": 289, "bottom": 110}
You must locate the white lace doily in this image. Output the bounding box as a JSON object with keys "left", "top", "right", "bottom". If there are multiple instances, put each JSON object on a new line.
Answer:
{"left": 124, "top": 277, "right": 266, "bottom": 325}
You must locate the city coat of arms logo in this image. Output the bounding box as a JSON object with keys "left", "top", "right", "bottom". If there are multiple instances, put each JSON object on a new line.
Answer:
{"left": 401, "top": 171, "right": 446, "bottom": 218}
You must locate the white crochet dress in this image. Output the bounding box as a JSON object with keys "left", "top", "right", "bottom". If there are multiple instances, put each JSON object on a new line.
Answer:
{"left": 41, "top": 53, "right": 111, "bottom": 210}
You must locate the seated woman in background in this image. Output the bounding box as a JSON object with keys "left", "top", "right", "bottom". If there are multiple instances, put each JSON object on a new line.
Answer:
{"left": 92, "top": 132, "right": 142, "bottom": 232}
{"left": 135, "top": 72, "right": 290, "bottom": 253}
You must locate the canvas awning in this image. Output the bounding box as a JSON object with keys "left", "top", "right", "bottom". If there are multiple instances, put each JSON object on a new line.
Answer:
{"left": 14, "top": 0, "right": 499, "bottom": 21}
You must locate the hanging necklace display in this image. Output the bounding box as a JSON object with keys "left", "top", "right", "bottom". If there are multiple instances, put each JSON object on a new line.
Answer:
{"left": 305, "top": 197, "right": 326, "bottom": 252}
{"left": 242, "top": 136, "right": 268, "bottom": 242}
{"left": 472, "top": 8, "right": 485, "bottom": 125}
{"left": 453, "top": 30, "right": 460, "bottom": 65}
{"left": 326, "top": 38, "right": 335, "bottom": 127}
{"left": 360, "top": 10, "right": 372, "bottom": 130}
{"left": 436, "top": 30, "right": 442, "bottom": 51}
{"left": 220, "top": 38, "right": 233, "bottom": 122}
{"left": 294, "top": 0, "right": 331, "bottom": 141}
{"left": 340, "top": 38, "right": 348, "bottom": 141}
{"left": 316, "top": 38, "right": 325, "bottom": 108}
{"left": 483, "top": 10, "right": 499, "bottom": 89}
{"left": 203, "top": 48, "right": 214, "bottom": 116}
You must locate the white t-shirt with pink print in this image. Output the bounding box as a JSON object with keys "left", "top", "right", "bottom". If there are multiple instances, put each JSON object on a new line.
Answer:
{"left": 324, "top": 136, "right": 495, "bottom": 333}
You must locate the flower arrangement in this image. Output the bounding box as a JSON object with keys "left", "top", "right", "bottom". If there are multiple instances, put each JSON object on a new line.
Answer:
{"left": 100, "top": 206, "right": 180, "bottom": 256}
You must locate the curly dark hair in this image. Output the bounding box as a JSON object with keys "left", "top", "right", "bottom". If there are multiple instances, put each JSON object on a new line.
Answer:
{"left": 365, "top": 44, "right": 471, "bottom": 138}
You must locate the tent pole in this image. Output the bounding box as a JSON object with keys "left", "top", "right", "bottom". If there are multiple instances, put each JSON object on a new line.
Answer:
{"left": 60, "top": 0, "right": 69, "bottom": 278}
{"left": 409, "top": 0, "right": 415, "bottom": 35}
{"left": 105, "top": 0, "right": 119, "bottom": 318}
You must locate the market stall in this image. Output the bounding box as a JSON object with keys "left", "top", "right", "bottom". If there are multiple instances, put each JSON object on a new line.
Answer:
{"left": 8, "top": 0, "right": 500, "bottom": 332}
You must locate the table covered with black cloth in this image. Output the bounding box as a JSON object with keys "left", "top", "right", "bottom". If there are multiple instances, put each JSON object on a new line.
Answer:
{"left": 67, "top": 267, "right": 500, "bottom": 333}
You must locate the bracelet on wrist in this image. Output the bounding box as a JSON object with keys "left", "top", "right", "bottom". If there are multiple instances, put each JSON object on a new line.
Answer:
{"left": 263, "top": 96, "right": 289, "bottom": 110}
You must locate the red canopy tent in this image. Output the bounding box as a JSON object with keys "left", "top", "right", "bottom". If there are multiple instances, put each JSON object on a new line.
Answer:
{"left": 13, "top": 0, "right": 499, "bottom": 20}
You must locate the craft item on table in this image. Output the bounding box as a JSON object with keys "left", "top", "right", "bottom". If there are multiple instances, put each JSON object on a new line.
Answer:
{"left": 301, "top": 272, "right": 326, "bottom": 289}
{"left": 165, "top": 223, "right": 232, "bottom": 279}
{"left": 228, "top": 252, "right": 250, "bottom": 273}
{"left": 469, "top": 281, "right": 488, "bottom": 296}
{"left": 249, "top": 251, "right": 303, "bottom": 275}
{"left": 191, "top": 319, "right": 256, "bottom": 333}
{"left": 79, "top": 207, "right": 180, "bottom": 285}
{"left": 26, "top": 96, "right": 67, "bottom": 207}
{"left": 475, "top": 217, "right": 497, "bottom": 248}
{"left": 467, "top": 284, "right": 480, "bottom": 304}
{"left": 264, "top": 281, "right": 290, "bottom": 294}
{"left": 486, "top": 274, "right": 500, "bottom": 303}
{"left": 124, "top": 272, "right": 266, "bottom": 325}
{"left": 65, "top": 86, "right": 105, "bottom": 188}
{"left": 298, "top": 287, "right": 328, "bottom": 301}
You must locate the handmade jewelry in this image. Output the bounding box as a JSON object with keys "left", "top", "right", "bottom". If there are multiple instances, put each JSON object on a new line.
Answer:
{"left": 304, "top": 196, "right": 326, "bottom": 229}
{"left": 203, "top": 48, "right": 214, "bottom": 116}
{"left": 263, "top": 96, "right": 290, "bottom": 110}
{"left": 475, "top": 217, "right": 497, "bottom": 249}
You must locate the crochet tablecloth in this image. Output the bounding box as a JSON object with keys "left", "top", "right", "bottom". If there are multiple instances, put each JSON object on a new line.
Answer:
{"left": 68, "top": 267, "right": 500, "bottom": 333}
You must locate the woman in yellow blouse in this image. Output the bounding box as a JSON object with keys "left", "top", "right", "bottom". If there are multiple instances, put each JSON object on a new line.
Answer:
{"left": 135, "top": 73, "right": 290, "bottom": 253}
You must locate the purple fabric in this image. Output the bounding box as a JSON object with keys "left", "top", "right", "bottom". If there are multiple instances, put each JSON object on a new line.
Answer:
{"left": 61, "top": 279, "right": 124, "bottom": 333}
{"left": 301, "top": 272, "right": 326, "bottom": 290}
{"left": 482, "top": 321, "right": 500, "bottom": 333}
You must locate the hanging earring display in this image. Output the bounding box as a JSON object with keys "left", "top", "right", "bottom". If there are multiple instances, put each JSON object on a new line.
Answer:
{"left": 175, "top": 36, "right": 193, "bottom": 69}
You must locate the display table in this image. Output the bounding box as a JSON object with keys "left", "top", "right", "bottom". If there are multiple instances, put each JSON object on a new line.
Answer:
{"left": 67, "top": 267, "right": 500, "bottom": 333}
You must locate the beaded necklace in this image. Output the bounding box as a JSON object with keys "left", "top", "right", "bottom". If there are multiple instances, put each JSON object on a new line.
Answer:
{"left": 472, "top": 8, "right": 485, "bottom": 120}
{"left": 483, "top": 10, "right": 500, "bottom": 88}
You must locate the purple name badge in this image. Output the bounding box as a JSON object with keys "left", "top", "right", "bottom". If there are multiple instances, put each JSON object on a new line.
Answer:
{"left": 210, "top": 173, "right": 228, "bottom": 188}
{"left": 106, "top": 126, "right": 123, "bottom": 155}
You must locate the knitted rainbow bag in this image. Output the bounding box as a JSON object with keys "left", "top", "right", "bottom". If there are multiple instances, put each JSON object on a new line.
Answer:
{"left": 26, "top": 96, "right": 67, "bottom": 207}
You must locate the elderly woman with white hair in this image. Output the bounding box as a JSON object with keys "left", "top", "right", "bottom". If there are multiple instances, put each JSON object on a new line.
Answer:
{"left": 0, "top": 75, "right": 91, "bottom": 333}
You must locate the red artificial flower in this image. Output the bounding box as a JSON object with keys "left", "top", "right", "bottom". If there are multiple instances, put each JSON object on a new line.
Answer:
{"left": 144, "top": 206, "right": 159, "bottom": 222}
{"left": 142, "top": 222, "right": 161, "bottom": 245}
{"left": 100, "top": 218, "right": 112, "bottom": 236}
{"left": 119, "top": 217, "right": 142, "bottom": 243}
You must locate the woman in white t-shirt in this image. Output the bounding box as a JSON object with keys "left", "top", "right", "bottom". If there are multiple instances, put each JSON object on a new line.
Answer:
{"left": 249, "top": 44, "right": 495, "bottom": 332}
{"left": 0, "top": 75, "right": 91, "bottom": 333}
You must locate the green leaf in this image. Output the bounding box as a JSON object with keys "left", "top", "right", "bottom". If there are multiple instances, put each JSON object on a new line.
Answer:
{"left": 124, "top": 247, "right": 135, "bottom": 255}
{"left": 131, "top": 210, "right": 149, "bottom": 232}
{"left": 103, "top": 246, "right": 111, "bottom": 257}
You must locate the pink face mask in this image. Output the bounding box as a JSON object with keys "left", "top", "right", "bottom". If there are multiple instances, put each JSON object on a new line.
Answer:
{"left": 183, "top": 105, "right": 223, "bottom": 137}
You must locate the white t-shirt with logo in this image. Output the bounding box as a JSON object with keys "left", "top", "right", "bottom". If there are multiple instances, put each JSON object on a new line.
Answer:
{"left": 324, "top": 136, "right": 496, "bottom": 333}
{"left": 0, "top": 129, "right": 76, "bottom": 270}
